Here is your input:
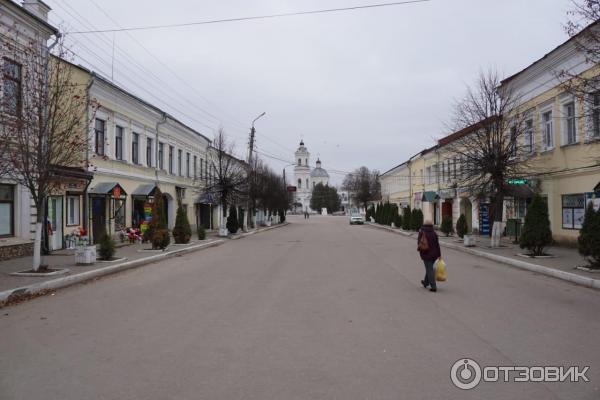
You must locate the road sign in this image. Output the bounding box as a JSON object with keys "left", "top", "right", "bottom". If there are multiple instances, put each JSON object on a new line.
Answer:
{"left": 287, "top": 186, "right": 297, "bottom": 192}
{"left": 507, "top": 179, "right": 528, "bottom": 185}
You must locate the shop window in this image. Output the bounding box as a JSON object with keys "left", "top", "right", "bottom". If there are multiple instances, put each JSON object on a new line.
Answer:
{"left": 66, "top": 195, "right": 80, "bottom": 226}
{"left": 562, "top": 194, "right": 585, "bottom": 230}
{"left": 114, "top": 198, "right": 126, "bottom": 231}
{"left": 0, "top": 184, "right": 15, "bottom": 237}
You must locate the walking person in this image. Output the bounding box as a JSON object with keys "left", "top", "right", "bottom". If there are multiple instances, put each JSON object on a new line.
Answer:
{"left": 417, "top": 219, "right": 441, "bottom": 292}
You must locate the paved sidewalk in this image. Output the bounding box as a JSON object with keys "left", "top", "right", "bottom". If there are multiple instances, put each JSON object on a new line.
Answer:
{"left": 366, "top": 222, "right": 600, "bottom": 289}
{"left": 0, "top": 222, "right": 289, "bottom": 304}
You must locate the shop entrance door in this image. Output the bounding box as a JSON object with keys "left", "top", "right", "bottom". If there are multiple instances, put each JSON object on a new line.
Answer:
{"left": 91, "top": 196, "right": 106, "bottom": 243}
{"left": 48, "top": 196, "right": 63, "bottom": 251}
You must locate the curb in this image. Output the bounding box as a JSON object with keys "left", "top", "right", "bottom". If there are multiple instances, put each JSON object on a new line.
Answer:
{"left": 0, "top": 239, "right": 225, "bottom": 306}
{"left": 230, "top": 221, "right": 290, "bottom": 240}
{"left": 365, "top": 222, "right": 600, "bottom": 290}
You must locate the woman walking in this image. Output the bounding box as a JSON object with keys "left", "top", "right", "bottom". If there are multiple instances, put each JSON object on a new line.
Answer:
{"left": 417, "top": 219, "right": 441, "bottom": 292}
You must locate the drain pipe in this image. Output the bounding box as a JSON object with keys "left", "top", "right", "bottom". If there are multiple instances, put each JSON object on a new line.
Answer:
{"left": 83, "top": 72, "right": 96, "bottom": 233}
{"left": 155, "top": 112, "right": 167, "bottom": 186}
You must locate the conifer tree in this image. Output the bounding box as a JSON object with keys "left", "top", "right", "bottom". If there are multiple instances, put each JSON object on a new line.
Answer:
{"left": 578, "top": 202, "right": 600, "bottom": 269}
{"left": 519, "top": 194, "right": 553, "bottom": 256}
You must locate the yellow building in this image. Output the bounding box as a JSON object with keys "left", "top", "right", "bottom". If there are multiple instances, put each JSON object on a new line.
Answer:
{"left": 58, "top": 60, "right": 214, "bottom": 246}
{"left": 500, "top": 29, "right": 600, "bottom": 245}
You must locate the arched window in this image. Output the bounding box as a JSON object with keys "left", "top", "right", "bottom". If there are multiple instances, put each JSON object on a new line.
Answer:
{"left": 298, "top": 178, "right": 301, "bottom": 189}
{"left": 298, "top": 158, "right": 301, "bottom": 166}
{"left": 306, "top": 178, "right": 309, "bottom": 188}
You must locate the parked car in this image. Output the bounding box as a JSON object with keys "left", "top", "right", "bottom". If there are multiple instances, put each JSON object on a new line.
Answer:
{"left": 349, "top": 209, "right": 364, "bottom": 225}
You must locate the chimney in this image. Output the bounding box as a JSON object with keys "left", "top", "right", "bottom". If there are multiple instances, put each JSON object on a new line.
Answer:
{"left": 22, "top": 0, "right": 51, "bottom": 22}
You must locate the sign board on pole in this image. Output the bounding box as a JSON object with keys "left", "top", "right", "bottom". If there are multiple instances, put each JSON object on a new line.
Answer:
{"left": 507, "top": 179, "right": 528, "bottom": 185}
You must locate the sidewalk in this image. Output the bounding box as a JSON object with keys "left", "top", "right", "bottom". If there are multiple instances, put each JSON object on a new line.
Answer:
{"left": 0, "top": 222, "right": 289, "bottom": 306}
{"left": 365, "top": 222, "right": 600, "bottom": 290}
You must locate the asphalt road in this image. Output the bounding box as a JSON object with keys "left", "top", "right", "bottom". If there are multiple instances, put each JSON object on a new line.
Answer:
{"left": 1, "top": 215, "right": 599, "bottom": 400}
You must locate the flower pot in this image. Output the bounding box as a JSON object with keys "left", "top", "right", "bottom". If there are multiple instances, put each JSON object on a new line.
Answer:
{"left": 75, "top": 245, "right": 96, "bottom": 265}
{"left": 464, "top": 235, "right": 476, "bottom": 247}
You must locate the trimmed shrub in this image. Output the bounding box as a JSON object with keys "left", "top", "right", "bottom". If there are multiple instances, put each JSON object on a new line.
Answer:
{"left": 226, "top": 205, "right": 239, "bottom": 234}
{"left": 456, "top": 214, "right": 468, "bottom": 238}
{"left": 394, "top": 212, "right": 402, "bottom": 228}
{"left": 440, "top": 215, "right": 453, "bottom": 236}
{"left": 147, "top": 187, "right": 168, "bottom": 249}
{"left": 172, "top": 205, "right": 192, "bottom": 244}
{"left": 197, "top": 224, "right": 206, "bottom": 240}
{"left": 402, "top": 206, "right": 411, "bottom": 230}
{"left": 98, "top": 232, "right": 116, "bottom": 260}
{"left": 519, "top": 194, "right": 553, "bottom": 256}
{"left": 411, "top": 208, "right": 423, "bottom": 231}
{"left": 578, "top": 202, "right": 600, "bottom": 269}
{"left": 152, "top": 228, "right": 170, "bottom": 250}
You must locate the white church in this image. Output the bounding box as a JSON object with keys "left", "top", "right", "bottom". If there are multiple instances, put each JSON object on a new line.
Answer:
{"left": 293, "top": 140, "right": 329, "bottom": 212}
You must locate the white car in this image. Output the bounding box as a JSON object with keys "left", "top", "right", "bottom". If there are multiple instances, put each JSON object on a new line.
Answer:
{"left": 349, "top": 210, "right": 364, "bottom": 225}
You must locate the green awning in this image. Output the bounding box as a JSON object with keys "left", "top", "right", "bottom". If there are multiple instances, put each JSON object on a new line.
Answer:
{"left": 421, "top": 191, "right": 439, "bottom": 202}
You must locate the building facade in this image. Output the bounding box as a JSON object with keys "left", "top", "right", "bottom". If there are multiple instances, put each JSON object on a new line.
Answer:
{"left": 0, "top": 0, "right": 59, "bottom": 259}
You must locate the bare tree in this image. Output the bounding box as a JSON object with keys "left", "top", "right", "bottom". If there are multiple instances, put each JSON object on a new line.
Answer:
{"left": 560, "top": 1, "right": 600, "bottom": 106}
{"left": 342, "top": 166, "right": 381, "bottom": 211}
{"left": 202, "top": 129, "right": 248, "bottom": 233}
{"left": 445, "top": 70, "right": 536, "bottom": 244}
{"left": 0, "top": 36, "right": 92, "bottom": 271}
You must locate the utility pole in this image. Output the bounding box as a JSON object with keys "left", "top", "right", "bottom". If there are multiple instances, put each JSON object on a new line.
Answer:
{"left": 246, "top": 112, "right": 266, "bottom": 231}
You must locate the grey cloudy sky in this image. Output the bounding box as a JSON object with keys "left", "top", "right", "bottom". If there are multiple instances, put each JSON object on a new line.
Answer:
{"left": 46, "top": 0, "right": 571, "bottom": 184}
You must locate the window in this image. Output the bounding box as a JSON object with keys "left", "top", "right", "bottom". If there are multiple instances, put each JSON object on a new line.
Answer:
{"left": 298, "top": 158, "right": 301, "bottom": 166}
{"left": 94, "top": 119, "right": 105, "bottom": 156}
{"left": 305, "top": 158, "right": 308, "bottom": 166}
{"left": 426, "top": 167, "right": 432, "bottom": 185}
{"left": 441, "top": 162, "right": 445, "bottom": 182}
{"left": 452, "top": 158, "right": 457, "bottom": 179}
{"left": 592, "top": 92, "right": 600, "bottom": 139}
{"left": 562, "top": 194, "right": 585, "bottom": 230}
{"left": 178, "top": 149, "right": 183, "bottom": 176}
{"left": 115, "top": 126, "right": 124, "bottom": 160}
{"left": 168, "top": 146, "right": 174, "bottom": 174}
{"left": 3, "top": 59, "right": 21, "bottom": 116}
{"left": 447, "top": 159, "right": 451, "bottom": 182}
{"left": 542, "top": 110, "right": 553, "bottom": 150}
{"left": 510, "top": 126, "right": 517, "bottom": 158}
{"left": 524, "top": 119, "right": 534, "bottom": 153}
{"left": 298, "top": 179, "right": 302, "bottom": 189}
{"left": 193, "top": 155, "right": 197, "bottom": 179}
{"left": 0, "top": 184, "right": 15, "bottom": 237}
{"left": 132, "top": 133, "right": 139, "bottom": 164}
{"left": 66, "top": 196, "right": 80, "bottom": 226}
{"left": 113, "top": 198, "right": 126, "bottom": 231}
{"left": 306, "top": 178, "right": 309, "bottom": 188}
{"left": 565, "top": 102, "right": 577, "bottom": 145}
{"left": 185, "top": 152, "right": 190, "bottom": 177}
{"left": 158, "top": 142, "right": 164, "bottom": 170}
{"left": 205, "top": 159, "right": 208, "bottom": 181}
{"left": 200, "top": 158, "right": 204, "bottom": 179}
{"left": 146, "top": 137, "right": 153, "bottom": 167}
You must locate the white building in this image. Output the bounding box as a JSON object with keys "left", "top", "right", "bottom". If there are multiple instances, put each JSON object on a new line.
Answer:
{"left": 292, "top": 140, "right": 329, "bottom": 212}
{"left": 0, "top": 0, "right": 59, "bottom": 260}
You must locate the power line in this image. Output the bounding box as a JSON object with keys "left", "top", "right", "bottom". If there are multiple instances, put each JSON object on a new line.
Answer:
{"left": 67, "top": 0, "right": 431, "bottom": 34}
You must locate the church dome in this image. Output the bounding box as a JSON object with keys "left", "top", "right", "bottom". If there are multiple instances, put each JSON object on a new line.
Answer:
{"left": 310, "top": 158, "right": 329, "bottom": 178}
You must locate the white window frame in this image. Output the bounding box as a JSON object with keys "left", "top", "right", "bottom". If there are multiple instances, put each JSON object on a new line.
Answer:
{"left": 561, "top": 98, "right": 578, "bottom": 146}
{"left": 541, "top": 107, "right": 554, "bottom": 151}
{"left": 590, "top": 91, "right": 600, "bottom": 140}
{"left": 66, "top": 195, "right": 80, "bottom": 226}
{"left": 524, "top": 118, "right": 534, "bottom": 154}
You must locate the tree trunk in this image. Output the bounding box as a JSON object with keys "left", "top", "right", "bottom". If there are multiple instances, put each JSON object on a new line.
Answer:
{"left": 32, "top": 202, "right": 45, "bottom": 271}
{"left": 490, "top": 192, "right": 504, "bottom": 248}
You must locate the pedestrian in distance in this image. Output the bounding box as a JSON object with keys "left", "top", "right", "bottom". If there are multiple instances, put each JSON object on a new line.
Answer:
{"left": 417, "top": 219, "right": 441, "bottom": 292}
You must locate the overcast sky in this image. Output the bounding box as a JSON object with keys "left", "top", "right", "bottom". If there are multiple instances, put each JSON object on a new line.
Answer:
{"left": 45, "top": 0, "right": 572, "bottom": 184}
